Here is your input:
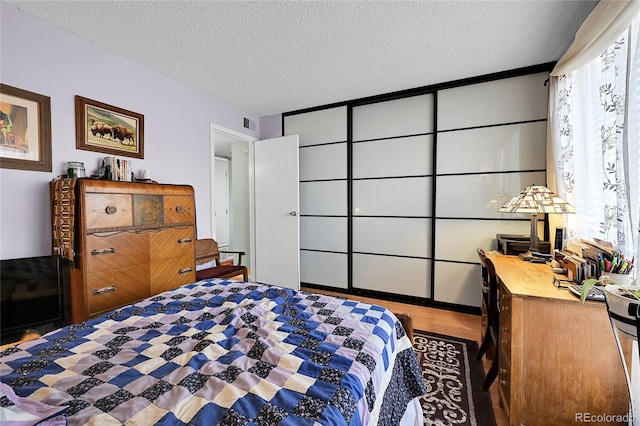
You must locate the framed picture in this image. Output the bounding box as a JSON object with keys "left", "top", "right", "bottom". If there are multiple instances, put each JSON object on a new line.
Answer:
{"left": 0, "top": 84, "right": 52, "bottom": 172}
{"left": 75, "top": 96, "right": 144, "bottom": 159}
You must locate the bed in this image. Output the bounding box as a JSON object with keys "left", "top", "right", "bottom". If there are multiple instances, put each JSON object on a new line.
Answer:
{"left": 0, "top": 279, "right": 426, "bottom": 425}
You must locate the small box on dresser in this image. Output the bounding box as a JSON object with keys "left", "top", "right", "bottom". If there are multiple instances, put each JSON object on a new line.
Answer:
{"left": 51, "top": 179, "right": 196, "bottom": 323}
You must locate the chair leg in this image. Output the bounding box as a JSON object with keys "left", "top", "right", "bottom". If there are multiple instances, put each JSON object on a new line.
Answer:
{"left": 476, "top": 329, "right": 492, "bottom": 360}
{"left": 482, "top": 354, "right": 499, "bottom": 390}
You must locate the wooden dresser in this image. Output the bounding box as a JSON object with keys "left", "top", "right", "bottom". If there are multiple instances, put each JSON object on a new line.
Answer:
{"left": 487, "top": 252, "right": 630, "bottom": 425}
{"left": 51, "top": 179, "right": 196, "bottom": 323}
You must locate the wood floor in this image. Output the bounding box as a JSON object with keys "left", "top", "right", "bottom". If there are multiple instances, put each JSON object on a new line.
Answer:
{"left": 302, "top": 287, "right": 508, "bottom": 426}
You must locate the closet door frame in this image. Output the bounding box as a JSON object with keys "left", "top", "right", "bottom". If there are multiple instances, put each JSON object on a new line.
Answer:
{"left": 283, "top": 62, "right": 553, "bottom": 312}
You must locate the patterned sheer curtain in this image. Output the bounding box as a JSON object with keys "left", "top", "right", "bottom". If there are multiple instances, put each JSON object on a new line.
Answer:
{"left": 549, "top": 3, "right": 640, "bottom": 269}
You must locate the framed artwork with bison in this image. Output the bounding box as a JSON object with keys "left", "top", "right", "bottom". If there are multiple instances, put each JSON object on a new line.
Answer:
{"left": 75, "top": 95, "right": 144, "bottom": 159}
{"left": 0, "top": 84, "right": 52, "bottom": 172}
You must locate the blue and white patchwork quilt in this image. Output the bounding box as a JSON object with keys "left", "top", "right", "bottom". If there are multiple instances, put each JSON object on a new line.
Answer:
{"left": 1, "top": 279, "right": 425, "bottom": 425}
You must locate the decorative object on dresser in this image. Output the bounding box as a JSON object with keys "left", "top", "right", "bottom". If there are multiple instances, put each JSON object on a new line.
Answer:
{"left": 75, "top": 95, "right": 144, "bottom": 159}
{"left": 0, "top": 84, "right": 52, "bottom": 172}
{"left": 498, "top": 185, "right": 574, "bottom": 262}
{"left": 50, "top": 178, "right": 196, "bottom": 323}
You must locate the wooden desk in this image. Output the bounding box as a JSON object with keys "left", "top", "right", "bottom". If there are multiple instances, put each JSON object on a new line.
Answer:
{"left": 487, "top": 252, "right": 630, "bottom": 426}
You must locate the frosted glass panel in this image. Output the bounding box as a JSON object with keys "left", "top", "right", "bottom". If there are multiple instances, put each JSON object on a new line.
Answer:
{"left": 353, "top": 217, "right": 431, "bottom": 258}
{"left": 353, "top": 177, "right": 431, "bottom": 217}
{"left": 353, "top": 135, "right": 433, "bottom": 178}
{"left": 434, "top": 262, "right": 480, "bottom": 307}
{"left": 436, "top": 171, "right": 546, "bottom": 219}
{"left": 300, "top": 181, "right": 347, "bottom": 216}
{"left": 353, "top": 94, "right": 434, "bottom": 141}
{"left": 352, "top": 254, "right": 430, "bottom": 298}
{"left": 300, "top": 143, "right": 346, "bottom": 181}
{"left": 435, "top": 219, "right": 544, "bottom": 263}
{"left": 301, "top": 251, "right": 348, "bottom": 289}
{"left": 300, "top": 217, "right": 347, "bottom": 252}
{"left": 437, "top": 122, "right": 547, "bottom": 174}
{"left": 284, "top": 106, "right": 347, "bottom": 146}
{"left": 438, "top": 72, "right": 549, "bottom": 130}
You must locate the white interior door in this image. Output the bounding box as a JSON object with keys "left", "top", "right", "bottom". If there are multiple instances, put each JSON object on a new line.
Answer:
{"left": 214, "top": 157, "right": 230, "bottom": 248}
{"left": 253, "top": 135, "right": 300, "bottom": 290}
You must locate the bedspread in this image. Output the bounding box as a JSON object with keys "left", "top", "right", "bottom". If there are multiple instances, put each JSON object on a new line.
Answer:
{"left": 0, "top": 279, "right": 425, "bottom": 425}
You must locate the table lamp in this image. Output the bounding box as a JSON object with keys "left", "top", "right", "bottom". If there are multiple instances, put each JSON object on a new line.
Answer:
{"left": 498, "top": 185, "right": 575, "bottom": 261}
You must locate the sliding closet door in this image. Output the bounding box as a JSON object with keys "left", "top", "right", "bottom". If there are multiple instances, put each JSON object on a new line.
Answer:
{"left": 434, "top": 72, "right": 549, "bottom": 306}
{"left": 351, "top": 94, "right": 434, "bottom": 298}
{"left": 284, "top": 106, "right": 348, "bottom": 289}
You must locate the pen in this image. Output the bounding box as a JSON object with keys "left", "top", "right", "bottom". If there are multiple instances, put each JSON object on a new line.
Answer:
{"left": 619, "top": 261, "right": 628, "bottom": 274}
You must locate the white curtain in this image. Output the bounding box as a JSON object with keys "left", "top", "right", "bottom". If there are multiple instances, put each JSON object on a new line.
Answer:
{"left": 549, "top": 1, "right": 640, "bottom": 271}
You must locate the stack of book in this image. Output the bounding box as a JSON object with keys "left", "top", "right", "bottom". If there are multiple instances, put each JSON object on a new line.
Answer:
{"left": 102, "top": 156, "right": 133, "bottom": 182}
{"left": 562, "top": 238, "right": 634, "bottom": 282}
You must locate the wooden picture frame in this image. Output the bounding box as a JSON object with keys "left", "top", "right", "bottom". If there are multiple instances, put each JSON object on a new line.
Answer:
{"left": 75, "top": 96, "right": 144, "bottom": 159}
{"left": 0, "top": 84, "right": 52, "bottom": 172}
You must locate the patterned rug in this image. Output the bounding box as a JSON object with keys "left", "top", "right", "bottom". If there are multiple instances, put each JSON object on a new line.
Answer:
{"left": 413, "top": 330, "right": 496, "bottom": 426}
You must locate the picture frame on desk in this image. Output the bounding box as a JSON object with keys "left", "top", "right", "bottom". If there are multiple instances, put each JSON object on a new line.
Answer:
{"left": 0, "top": 84, "right": 52, "bottom": 172}
{"left": 75, "top": 96, "right": 144, "bottom": 159}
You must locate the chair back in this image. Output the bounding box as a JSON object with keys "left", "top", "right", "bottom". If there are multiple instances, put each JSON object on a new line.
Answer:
{"left": 477, "top": 248, "right": 499, "bottom": 324}
{"left": 195, "top": 238, "right": 220, "bottom": 265}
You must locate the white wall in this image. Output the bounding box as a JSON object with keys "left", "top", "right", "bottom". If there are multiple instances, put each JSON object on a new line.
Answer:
{"left": 0, "top": 3, "right": 259, "bottom": 260}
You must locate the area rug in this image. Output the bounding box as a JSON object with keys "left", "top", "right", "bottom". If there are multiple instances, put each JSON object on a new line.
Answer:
{"left": 413, "top": 330, "right": 496, "bottom": 426}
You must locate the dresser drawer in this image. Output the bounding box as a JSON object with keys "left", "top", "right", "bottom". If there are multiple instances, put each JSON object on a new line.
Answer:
{"left": 149, "top": 227, "right": 195, "bottom": 262}
{"left": 150, "top": 253, "right": 195, "bottom": 294}
{"left": 85, "top": 193, "right": 133, "bottom": 230}
{"left": 164, "top": 195, "right": 195, "bottom": 224}
{"left": 86, "top": 232, "right": 150, "bottom": 273}
{"left": 86, "top": 264, "right": 150, "bottom": 316}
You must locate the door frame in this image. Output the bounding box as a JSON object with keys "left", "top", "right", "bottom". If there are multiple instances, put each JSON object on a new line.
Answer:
{"left": 210, "top": 124, "right": 257, "bottom": 278}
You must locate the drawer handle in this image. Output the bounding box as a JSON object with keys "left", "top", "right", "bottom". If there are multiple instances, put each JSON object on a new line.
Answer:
{"left": 105, "top": 205, "right": 118, "bottom": 215}
{"left": 177, "top": 238, "right": 193, "bottom": 244}
{"left": 500, "top": 379, "right": 507, "bottom": 386}
{"left": 176, "top": 205, "right": 185, "bottom": 213}
{"left": 92, "top": 286, "right": 117, "bottom": 296}
{"left": 91, "top": 248, "right": 116, "bottom": 256}
{"left": 502, "top": 339, "right": 508, "bottom": 345}
{"left": 179, "top": 267, "right": 193, "bottom": 274}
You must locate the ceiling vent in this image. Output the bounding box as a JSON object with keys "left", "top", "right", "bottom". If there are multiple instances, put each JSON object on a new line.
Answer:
{"left": 243, "top": 118, "right": 256, "bottom": 130}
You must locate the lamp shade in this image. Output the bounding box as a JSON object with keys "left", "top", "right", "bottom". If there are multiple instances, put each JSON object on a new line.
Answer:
{"left": 498, "top": 185, "right": 575, "bottom": 214}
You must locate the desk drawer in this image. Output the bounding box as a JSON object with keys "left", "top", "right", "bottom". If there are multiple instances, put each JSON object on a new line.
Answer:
{"left": 500, "top": 282, "right": 512, "bottom": 315}
{"left": 498, "top": 347, "right": 511, "bottom": 416}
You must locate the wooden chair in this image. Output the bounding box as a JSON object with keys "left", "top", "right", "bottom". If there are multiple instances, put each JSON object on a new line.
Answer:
{"left": 476, "top": 248, "right": 499, "bottom": 390}
{"left": 195, "top": 238, "right": 248, "bottom": 282}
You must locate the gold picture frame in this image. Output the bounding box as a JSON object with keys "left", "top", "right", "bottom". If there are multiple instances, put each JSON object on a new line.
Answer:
{"left": 75, "top": 96, "right": 144, "bottom": 159}
{"left": 0, "top": 84, "right": 52, "bottom": 172}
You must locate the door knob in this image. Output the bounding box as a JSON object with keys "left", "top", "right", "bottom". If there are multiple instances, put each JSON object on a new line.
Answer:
{"left": 289, "top": 211, "right": 298, "bottom": 216}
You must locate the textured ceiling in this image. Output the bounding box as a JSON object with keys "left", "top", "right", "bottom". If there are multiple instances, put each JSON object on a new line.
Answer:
{"left": 6, "top": 0, "right": 598, "bottom": 117}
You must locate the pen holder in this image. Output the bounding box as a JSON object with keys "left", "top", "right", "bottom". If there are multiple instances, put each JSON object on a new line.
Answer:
{"left": 600, "top": 273, "right": 636, "bottom": 287}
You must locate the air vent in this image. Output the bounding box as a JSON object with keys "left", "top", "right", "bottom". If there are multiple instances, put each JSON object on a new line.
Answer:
{"left": 243, "top": 117, "right": 256, "bottom": 130}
